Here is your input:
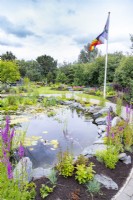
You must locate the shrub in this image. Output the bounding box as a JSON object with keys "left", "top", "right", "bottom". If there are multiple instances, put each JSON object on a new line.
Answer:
{"left": 48, "top": 169, "right": 57, "bottom": 186}
{"left": 96, "top": 147, "right": 119, "bottom": 169}
{"left": 56, "top": 151, "right": 74, "bottom": 177}
{"left": 86, "top": 179, "right": 101, "bottom": 195}
{"left": 75, "top": 163, "right": 95, "bottom": 184}
{"left": 74, "top": 154, "right": 88, "bottom": 166}
{"left": 40, "top": 184, "right": 53, "bottom": 199}
{"left": 116, "top": 98, "right": 123, "bottom": 116}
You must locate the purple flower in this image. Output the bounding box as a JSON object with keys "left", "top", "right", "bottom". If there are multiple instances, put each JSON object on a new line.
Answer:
{"left": 119, "top": 127, "right": 123, "bottom": 131}
{"left": 112, "top": 133, "right": 115, "bottom": 138}
{"left": 126, "top": 104, "right": 129, "bottom": 115}
{"left": 7, "top": 162, "right": 13, "bottom": 179}
{"left": 18, "top": 143, "right": 25, "bottom": 158}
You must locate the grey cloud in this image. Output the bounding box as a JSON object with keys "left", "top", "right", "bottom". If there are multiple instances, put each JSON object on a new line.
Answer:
{"left": 67, "top": 9, "right": 76, "bottom": 15}
{"left": 73, "top": 36, "right": 90, "bottom": 46}
{"left": 0, "top": 40, "right": 22, "bottom": 47}
{"left": 0, "top": 15, "right": 35, "bottom": 38}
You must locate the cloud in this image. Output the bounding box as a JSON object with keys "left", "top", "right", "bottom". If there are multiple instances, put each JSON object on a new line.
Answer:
{"left": 0, "top": 40, "right": 22, "bottom": 47}
{"left": 67, "top": 9, "right": 76, "bottom": 15}
{"left": 0, "top": 0, "right": 132, "bottom": 63}
{"left": 0, "top": 15, "right": 35, "bottom": 38}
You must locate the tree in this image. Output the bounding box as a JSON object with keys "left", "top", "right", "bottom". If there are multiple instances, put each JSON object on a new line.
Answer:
{"left": 78, "top": 43, "right": 99, "bottom": 63}
{"left": 0, "top": 51, "right": 16, "bottom": 61}
{"left": 47, "top": 72, "right": 54, "bottom": 83}
{"left": 73, "top": 64, "right": 86, "bottom": 86}
{"left": 36, "top": 55, "right": 57, "bottom": 79}
{"left": 17, "top": 60, "right": 42, "bottom": 81}
{"left": 114, "top": 56, "right": 133, "bottom": 88}
{"left": 58, "top": 62, "right": 75, "bottom": 84}
{"left": 56, "top": 71, "right": 68, "bottom": 84}
{"left": 0, "top": 61, "right": 20, "bottom": 83}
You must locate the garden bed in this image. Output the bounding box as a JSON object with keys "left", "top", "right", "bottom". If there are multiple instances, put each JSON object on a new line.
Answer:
{"left": 34, "top": 153, "right": 133, "bottom": 200}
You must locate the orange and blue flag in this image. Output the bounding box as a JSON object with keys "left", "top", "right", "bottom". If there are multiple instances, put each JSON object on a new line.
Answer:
{"left": 89, "top": 13, "right": 110, "bottom": 51}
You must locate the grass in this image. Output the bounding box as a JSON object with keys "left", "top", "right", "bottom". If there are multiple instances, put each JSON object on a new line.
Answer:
{"left": 37, "top": 87, "right": 108, "bottom": 101}
{"left": 37, "top": 86, "right": 69, "bottom": 94}
{"left": 76, "top": 93, "right": 109, "bottom": 101}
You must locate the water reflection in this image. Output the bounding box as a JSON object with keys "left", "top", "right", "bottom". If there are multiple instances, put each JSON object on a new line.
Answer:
{"left": 20, "top": 107, "right": 97, "bottom": 168}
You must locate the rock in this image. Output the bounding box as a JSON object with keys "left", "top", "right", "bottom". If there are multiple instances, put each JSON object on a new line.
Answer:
{"left": 93, "top": 138, "right": 104, "bottom": 144}
{"left": 111, "top": 116, "right": 121, "bottom": 127}
{"left": 32, "top": 167, "right": 52, "bottom": 180}
{"left": 98, "top": 129, "right": 102, "bottom": 134}
{"left": 95, "top": 174, "right": 118, "bottom": 190}
{"left": 100, "top": 132, "right": 107, "bottom": 138}
{"left": 13, "top": 157, "right": 32, "bottom": 182}
{"left": 98, "top": 125, "right": 107, "bottom": 132}
{"left": 95, "top": 117, "right": 107, "bottom": 125}
{"left": 118, "top": 153, "right": 127, "bottom": 161}
{"left": 93, "top": 113, "right": 102, "bottom": 119}
{"left": 93, "top": 107, "right": 113, "bottom": 119}
{"left": 60, "top": 100, "right": 73, "bottom": 105}
{"left": 89, "top": 106, "right": 102, "bottom": 114}
{"left": 123, "top": 155, "right": 131, "bottom": 164}
{"left": 81, "top": 144, "right": 107, "bottom": 156}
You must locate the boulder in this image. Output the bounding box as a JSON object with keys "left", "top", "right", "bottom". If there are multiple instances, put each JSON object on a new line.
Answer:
{"left": 93, "top": 138, "right": 104, "bottom": 145}
{"left": 111, "top": 116, "right": 121, "bottom": 127}
{"left": 118, "top": 153, "right": 127, "bottom": 161}
{"left": 32, "top": 167, "right": 52, "bottom": 180}
{"left": 98, "top": 125, "right": 107, "bottom": 132}
{"left": 13, "top": 157, "right": 32, "bottom": 182}
{"left": 95, "top": 117, "right": 107, "bottom": 125}
{"left": 89, "top": 106, "right": 102, "bottom": 114}
{"left": 123, "top": 155, "right": 131, "bottom": 164}
{"left": 81, "top": 144, "right": 107, "bottom": 156}
{"left": 95, "top": 174, "right": 118, "bottom": 190}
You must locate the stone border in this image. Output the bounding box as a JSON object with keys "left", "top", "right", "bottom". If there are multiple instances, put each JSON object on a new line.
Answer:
{"left": 111, "top": 167, "right": 133, "bottom": 200}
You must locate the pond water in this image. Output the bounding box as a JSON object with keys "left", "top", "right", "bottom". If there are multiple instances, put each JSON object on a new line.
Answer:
{"left": 19, "top": 106, "right": 98, "bottom": 168}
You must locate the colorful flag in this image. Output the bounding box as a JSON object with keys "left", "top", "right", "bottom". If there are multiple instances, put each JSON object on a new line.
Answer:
{"left": 89, "top": 14, "right": 110, "bottom": 51}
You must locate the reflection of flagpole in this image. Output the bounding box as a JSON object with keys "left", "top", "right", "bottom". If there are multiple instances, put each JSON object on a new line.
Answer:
{"left": 103, "top": 12, "right": 110, "bottom": 99}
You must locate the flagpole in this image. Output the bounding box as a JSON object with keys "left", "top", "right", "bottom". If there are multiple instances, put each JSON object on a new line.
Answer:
{"left": 103, "top": 12, "right": 110, "bottom": 99}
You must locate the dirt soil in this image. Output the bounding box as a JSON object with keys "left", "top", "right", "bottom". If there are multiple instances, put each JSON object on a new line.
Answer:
{"left": 33, "top": 152, "right": 133, "bottom": 200}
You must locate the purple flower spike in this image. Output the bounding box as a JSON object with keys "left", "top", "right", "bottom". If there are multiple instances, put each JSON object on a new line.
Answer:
{"left": 126, "top": 104, "right": 129, "bottom": 114}
{"left": 18, "top": 143, "right": 25, "bottom": 158}
{"left": 112, "top": 133, "right": 115, "bottom": 138}
{"left": 7, "top": 162, "right": 13, "bottom": 179}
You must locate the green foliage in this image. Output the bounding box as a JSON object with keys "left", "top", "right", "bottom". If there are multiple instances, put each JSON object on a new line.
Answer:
{"left": 36, "top": 54, "right": 57, "bottom": 81}
{"left": 78, "top": 43, "right": 98, "bottom": 63}
{"left": 0, "top": 51, "right": 16, "bottom": 61}
{"left": 96, "top": 147, "right": 119, "bottom": 169}
{"left": 47, "top": 111, "right": 56, "bottom": 117}
{"left": 0, "top": 163, "right": 36, "bottom": 200}
{"left": 86, "top": 179, "right": 101, "bottom": 195}
{"left": 116, "top": 97, "right": 123, "bottom": 116}
{"left": 74, "top": 154, "right": 88, "bottom": 166}
{"left": 56, "top": 150, "right": 74, "bottom": 177}
{"left": 123, "top": 124, "right": 133, "bottom": 152}
{"left": 7, "top": 95, "right": 19, "bottom": 106}
{"left": 0, "top": 60, "right": 20, "bottom": 83}
{"left": 99, "top": 97, "right": 106, "bottom": 107}
{"left": 40, "top": 184, "right": 53, "bottom": 198}
{"left": 75, "top": 163, "right": 95, "bottom": 184}
{"left": 56, "top": 71, "right": 68, "bottom": 84}
{"left": 114, "top": 56, "right": 133, "bottom": 88}
{"left": 48, "top": 169, "right": 57, "bottom": 186}
{"left": 43, "top": 97, "right": 58, "bottom": 107}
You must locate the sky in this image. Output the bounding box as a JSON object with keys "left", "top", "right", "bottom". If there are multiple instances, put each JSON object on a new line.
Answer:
{"left": 0, "top": 0, "right": 133, "bottom": 63}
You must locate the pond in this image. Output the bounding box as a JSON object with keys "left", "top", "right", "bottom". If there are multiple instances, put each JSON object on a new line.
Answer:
{"left": 18, "top": 106, "right": 98, "bottom": 168}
